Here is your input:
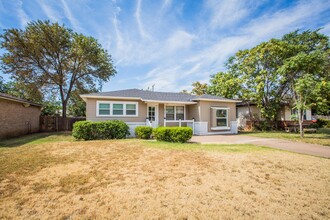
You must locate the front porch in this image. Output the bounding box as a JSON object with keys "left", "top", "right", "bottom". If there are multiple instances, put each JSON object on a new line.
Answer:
{"left": 144, "top": 101, "right": 238, "bottom": 135}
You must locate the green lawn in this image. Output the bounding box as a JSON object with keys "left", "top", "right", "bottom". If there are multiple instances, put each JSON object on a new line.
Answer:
{"left": 241, "top": 128, "right": 330, "bottom": 146}
{"left": 0, "top": 132, "right": 74, "bottom": 148}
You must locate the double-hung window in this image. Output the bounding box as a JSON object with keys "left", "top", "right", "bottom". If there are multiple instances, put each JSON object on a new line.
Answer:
{"left": 165, "top": 106, "right": 185, "bottom": 120}
{"left": 97, "top": 101, "right": 138, "bottom": 116}
{"left": 113, "top": 104, "right": 124, "bottom": 115}
{"left": 176, "top": 106, "right": 184, "bottom": 120}
{"left": 165, "top": 106, "right": 175, "bottom": 120}
{"left": 216, "top": 109, "right": 228, "bottom": 127}
{"left": 126, "top": 104, "right": 137, "bottom": 115}
{"left": 98, "top": 103, "right": 110, "bottom": 116}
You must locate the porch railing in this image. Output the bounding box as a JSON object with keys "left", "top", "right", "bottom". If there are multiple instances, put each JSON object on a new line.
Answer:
{"left": 164, "top": 118, "right": 195, "bottom": 134}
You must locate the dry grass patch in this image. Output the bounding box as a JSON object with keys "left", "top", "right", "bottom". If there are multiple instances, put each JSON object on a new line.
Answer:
{"left": 0, "top": 133, "right": 329, "bottom": 219}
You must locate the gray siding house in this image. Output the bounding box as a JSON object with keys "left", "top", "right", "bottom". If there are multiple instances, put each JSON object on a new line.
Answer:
{"left": 81, "top": 89, "right": 239, "bottom": 136}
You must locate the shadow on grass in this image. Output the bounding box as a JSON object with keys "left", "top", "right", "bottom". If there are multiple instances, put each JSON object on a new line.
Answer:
{"left": 0, "top": 132, "right": 72, "bottom": 148}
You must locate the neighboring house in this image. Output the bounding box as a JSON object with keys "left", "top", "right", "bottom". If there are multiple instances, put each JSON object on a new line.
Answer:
{"left": 236, "top": 102, "right": 312, "bottom": 128}
{"left": 0, "top": 93, "right": 42, "bottom": 139}
{"left": 80, "top": 89, "right": 240, "bottom": 136}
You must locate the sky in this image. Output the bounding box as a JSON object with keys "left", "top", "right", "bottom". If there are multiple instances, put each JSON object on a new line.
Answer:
{"left": 0, "top": 0, "right": 330, "bottom": 92}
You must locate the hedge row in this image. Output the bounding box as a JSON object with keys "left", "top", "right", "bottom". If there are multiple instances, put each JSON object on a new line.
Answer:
{"left": 134, "top": 126, "right": 193, "bottom": 143}
{"left": 72, "top": 120, "right": 130, "bottom": 140}
{"left": 152, "top": 127, "right": 193, "bottom": 143}
{"left": 135, "top": 126, "right": 153, "bottom": 139}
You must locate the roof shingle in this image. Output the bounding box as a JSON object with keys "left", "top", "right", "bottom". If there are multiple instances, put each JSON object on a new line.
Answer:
{"left": 82, "top": 89, "right": 236, "bottom": 102}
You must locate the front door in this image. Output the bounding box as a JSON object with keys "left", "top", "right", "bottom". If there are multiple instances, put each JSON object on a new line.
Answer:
{"left": 148, "top": 104, "right": 158, "bottom": 128}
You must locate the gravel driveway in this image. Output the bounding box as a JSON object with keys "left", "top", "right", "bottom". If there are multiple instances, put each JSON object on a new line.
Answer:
{"left": 190, "top": 135, "right": 330, "bottom": 158}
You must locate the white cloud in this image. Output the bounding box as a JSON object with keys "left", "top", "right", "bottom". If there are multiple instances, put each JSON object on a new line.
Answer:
{"left": 37, "top": 0, "right": 62, "bottom": 22}
{"left": 205, "top": 0, "right": 251, "bottom": 29}
{"left": 165, "top": 30, "right": 194, "bottom": 53}
{"left": 135, "top": 0, "right": 151, "bottom": 39}
{"left": 138, "top": 0, "right": 330, "bottom": 92}
{"left": 60, "top": 0, "right": 84, "bottom": 32}
{"left": 16, "top": 0, "right": 29, "bottom": 27}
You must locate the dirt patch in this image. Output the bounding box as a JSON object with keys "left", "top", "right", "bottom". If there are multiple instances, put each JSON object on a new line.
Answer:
{"left": 0, "top": 140, "right": 329, "bottom": 219}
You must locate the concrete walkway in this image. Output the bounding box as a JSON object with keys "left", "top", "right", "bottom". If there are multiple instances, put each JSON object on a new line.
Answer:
{"left": 190, "top": 135, "right": 330, "bottom": 158}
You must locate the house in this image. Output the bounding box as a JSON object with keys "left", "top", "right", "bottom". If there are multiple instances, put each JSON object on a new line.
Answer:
{"left": 236, "top": 101, "right": 313, "bottom": 129}
{"left": 0, "top": 93, "right": 42, "bottom": 139}
{"left": 80, "top": 89, "right": 240, "bottom": 136}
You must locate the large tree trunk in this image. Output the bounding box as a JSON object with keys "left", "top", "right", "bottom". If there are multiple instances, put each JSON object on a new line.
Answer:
{"left": 62, "top": 101, "right": 67, "bottom": 118}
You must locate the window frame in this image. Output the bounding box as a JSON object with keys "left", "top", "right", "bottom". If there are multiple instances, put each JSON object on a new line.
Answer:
{"left": 96, "top": 101, "right": 139, "bottom": 117}
{"left": 165, "top": 105, "right": 185, "bottom": 121}
{"left": 213, "top": 107, "right": 229, "bottom": 128}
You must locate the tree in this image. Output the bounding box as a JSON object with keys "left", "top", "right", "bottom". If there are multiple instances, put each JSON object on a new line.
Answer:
{"left": 191, "top": 81, "right": 208, "bottom": 95}
{"left": 0, "top": 20, "right": 116, "bottom": 117}
{"left": 215, "top": 39, "right": 293, "bottom": 125}
{"left": 278, "top": 30, "right": 330, "bottom": 137}
{"left": 208, "top": 67, "right": 243, "bottom": 99}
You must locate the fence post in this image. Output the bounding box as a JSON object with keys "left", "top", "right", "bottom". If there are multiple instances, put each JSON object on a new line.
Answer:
{"left": 179, "top": 119, "right": 181, "bottom": 127}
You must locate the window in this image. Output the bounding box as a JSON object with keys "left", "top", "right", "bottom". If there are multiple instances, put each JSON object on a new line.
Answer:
{"left": 166, "top": 106, "right": 175, "bottom": 120}
{"left": 216, "top": 109, "right": 228, "bottom": 127}
{"left": 98, "top": 103, "right": 110, "bottom": 116}
{"left": 126, "top": 104, "right": 136, "bottom": 115}
{"left": 291, "top": 109, "right": 306, "bottom": 120}
{"left": 97, "top": 101, "right": 138, "bottom": 117}
{"left": 113, "top": 104, "right": 124, "bottom": 115}
{"left": 165, "top": 106, "right": 185, "bottom": 120}
{"left": 148, "top": 106, "right": 156, "bottom": 121}
{"left": 176, "top": 106, "right": 184, "bottom": 120}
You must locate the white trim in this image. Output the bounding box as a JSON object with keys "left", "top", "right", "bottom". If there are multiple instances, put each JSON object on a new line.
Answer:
{"left": 192, "top": 98, "right": 240, "bottom": 103}
{"left": 96, "top": 101, "right": 139, "bottom": 117}
{"left": 147, "top": 103, "right": 159, "bottom": 128}
{"left": 214, "top": 108, "right": 229, "bottom": 128}
{"left": 211, "top": 127, "right": 230, "bottom": 130}
{"left": 126, "top": 122, "right": 146, "bottom": 125}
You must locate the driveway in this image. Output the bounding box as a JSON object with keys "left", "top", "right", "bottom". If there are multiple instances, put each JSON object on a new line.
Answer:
{"left": 190, "top": 135, "right": 330, "bottom": 158}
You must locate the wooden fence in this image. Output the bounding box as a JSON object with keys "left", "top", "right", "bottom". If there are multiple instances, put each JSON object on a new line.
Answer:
{"left": 244, "top": 120, "right": 314, "bottom": 130}
{"left": 40, "top": 116, "right": 86, "bottom": 132}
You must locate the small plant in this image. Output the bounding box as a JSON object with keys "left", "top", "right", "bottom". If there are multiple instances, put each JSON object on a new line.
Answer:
{"left": 135, "top": 126, "right": 153, "bottom": 139}
{"left": 72, "top": 120, "right": 130, "bottom": 140}
{"left": 153, "top": 127, "right": 193, "bottom": 143}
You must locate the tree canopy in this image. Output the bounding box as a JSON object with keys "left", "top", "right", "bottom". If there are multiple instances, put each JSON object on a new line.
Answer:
{"left": 0, "top": 20, "right": 116, "bottom": 117}
{"left": 208, "top": 29, "right": 330, "bottom": 136}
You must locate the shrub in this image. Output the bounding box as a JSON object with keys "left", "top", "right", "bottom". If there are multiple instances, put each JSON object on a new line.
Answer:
{"left": 254, "top": 121, "right": 272, "bottom": 131}
{"left": 135, "top": 126, "right": 153, "bottom": 139}
{"left": 153, "top": 127, "right": 193, "bottom": 143}
{"left": 72, "top": 120, "right": 130, "bottom": 140}
{"left": 316, "top": 118, "right": 330, "bottom": 128}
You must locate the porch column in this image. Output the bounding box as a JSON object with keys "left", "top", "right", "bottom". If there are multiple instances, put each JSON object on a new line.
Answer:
{"left": 164, "top": 118, "right": 166, "bottom": 127}
{"left": 192, "top": 118, "right": 195, "bottom": 135}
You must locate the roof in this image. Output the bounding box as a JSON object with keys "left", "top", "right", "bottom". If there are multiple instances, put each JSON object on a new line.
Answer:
{"left": 80, "top": 89, "right": 239, "bottom": 103}
{"left": 0, "top": 93, "right": 42, "bottom": 107}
